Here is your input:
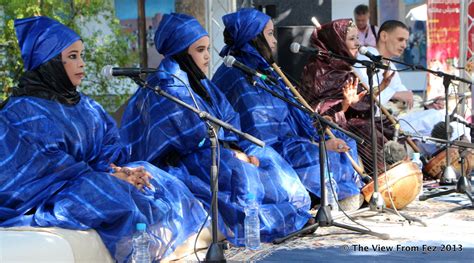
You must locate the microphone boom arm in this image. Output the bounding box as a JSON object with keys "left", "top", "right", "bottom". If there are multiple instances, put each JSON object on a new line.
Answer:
{"left": 129, "top": 76, "right": 265, "bottom": 148}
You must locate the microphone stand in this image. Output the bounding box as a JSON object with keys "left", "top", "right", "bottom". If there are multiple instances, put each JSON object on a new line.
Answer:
{"left": 130, "top": 77, "right": 265, "bottom": 263}
{"left": 239, "top": 76, "right": 389, "bottom": 243}
{"left": 308, "top": 52, "right": 427, "bottom": 225}
{"left": 323, "top": 52, "right": 391, "bottom": 210}
{"left": 377, "top": 57, "right": 472, "bottom": 186}
{"left": 401, "top": 132, "right": 473, "bottom": 208}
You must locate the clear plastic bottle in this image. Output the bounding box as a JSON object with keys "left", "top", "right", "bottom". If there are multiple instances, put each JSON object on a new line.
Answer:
{"left": 411, "top": 152, "right": 423, "bottom": 170}
{"left": 411, "top": 152, "right": 424, "bottom": 199}
{"left": 326, "top": 172, "right": 338, "bottom": 211}
{"left": 132, "top": 223, "right": 151, "bottom": 263}
{"left": 244, "top": 193, "right": 261, "bottom": 250}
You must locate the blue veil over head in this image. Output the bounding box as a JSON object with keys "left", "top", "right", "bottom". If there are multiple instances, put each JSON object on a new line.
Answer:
{"left": 219, "top": 8, "right": 270, "bottom": 56}
{"left": 15, "top": 16, "right": 81, "bottom": 71}
{"left": 154, "top": 13, "right": 208, "bottom": 57}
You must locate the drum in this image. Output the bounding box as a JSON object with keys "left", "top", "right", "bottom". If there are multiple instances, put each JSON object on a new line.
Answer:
{"left": 361, "top": 161, "right": 422, "bottom": 209}
{"left": 423, "top": 148, "right": 472, "bottom": 180}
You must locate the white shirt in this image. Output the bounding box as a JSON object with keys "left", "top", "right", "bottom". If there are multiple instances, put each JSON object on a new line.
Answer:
{"left": 353, "top": 47, "right": 408, "bottom": 105}
{"left": 357, "top": 25, "right": 378, "bottom": 48}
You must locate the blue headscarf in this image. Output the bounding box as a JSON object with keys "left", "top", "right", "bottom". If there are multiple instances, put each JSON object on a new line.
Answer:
{"left": 154, "top": 13, "right": 208, "bottom": 57}
{"left": 219, "top": 8, "right": 270, "bottom": 56}
{"left": 15, "top": 16, "right": 81, "bottom": 71}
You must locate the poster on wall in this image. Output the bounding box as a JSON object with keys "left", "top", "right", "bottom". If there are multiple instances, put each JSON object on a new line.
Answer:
{"left": 468, "top": 0, "right": 474, "bottom": 123}
{"left": 468, "top": 1, "right": 474, "bottom": 61}
{"left": 426, "top": 0, "right": 460, "bottom": 101}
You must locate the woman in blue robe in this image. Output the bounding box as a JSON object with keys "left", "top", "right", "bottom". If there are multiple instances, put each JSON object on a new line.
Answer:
{"left": 212, "top": 9, "right": 363, "bottom": 205}
{"left": 0, "top": 16, "right": 207, "bottom": 262}
{"left": 120, "top": 13, "right": 312, "bottom": 246}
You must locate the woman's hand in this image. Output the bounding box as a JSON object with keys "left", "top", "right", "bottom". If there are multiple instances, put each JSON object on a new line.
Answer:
{"left": 325, "top": 138, "right": 350, "bottom": 153}
{"left": 111, "top": 165, "right": 153, "bottom": 190}
{"left": 342, "top": 77, "right": 366, "bottom": 111}
{"left": 233, "top": 150, "right": 260, "bottom": 167}
{"left": 377, "top": 69, "right": 396, "bottom": 96}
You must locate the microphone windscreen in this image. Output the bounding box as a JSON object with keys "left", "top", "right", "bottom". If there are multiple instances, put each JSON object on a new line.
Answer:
{"left": 358, "top": 46, "right": 369, "bottom": 55}
{"left": 383, "top": 141, "right": 407, "bottom": 165}
{"left": 290, "top": 42, "right": 300, "bottom": 54}
{"left": 101, "top": 65, "right": 113, "bottom": 79}
{"left": 223, "top": 56, "right": 235, "bottom": 67}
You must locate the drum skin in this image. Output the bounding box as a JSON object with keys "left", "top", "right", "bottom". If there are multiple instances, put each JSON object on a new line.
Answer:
{"left": 362, "top": 161, "right": 423, "bottom": 209}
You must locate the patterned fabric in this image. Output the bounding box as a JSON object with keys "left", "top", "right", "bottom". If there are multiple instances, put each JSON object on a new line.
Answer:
{"left": 154, "top": 13, "right": 208, "bottom": 57}
{"left": 299, "top": 19, "right": 388, "bottom": 176}
{"left": 14, "top": 16, "right": 81, "bottom": 71}
{"left": 213, "top": 10, "right": 362, "bottom": 200}
{"left": 300, "top": 19, "right": 360, "bottom": 127}
{"left": 120, "top": 57, "right": 312, "bottom": 246}
{"left": 220, "top": 8, "right": 270, "bottom": 56}
{"left": 0, "top": 95, "right": 207, "bottom": 262}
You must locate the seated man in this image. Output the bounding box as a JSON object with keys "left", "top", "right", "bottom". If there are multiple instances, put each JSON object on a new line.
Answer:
{"left": 354, "top": 20, "right": 470, "bottom": 150}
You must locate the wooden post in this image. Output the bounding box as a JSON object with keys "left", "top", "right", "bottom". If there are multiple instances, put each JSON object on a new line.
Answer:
{"left": 369, "top": 0, "right": 378, "bottom": 26}
{"left": 137, "top": 0, "right": 147, "bottom": 67}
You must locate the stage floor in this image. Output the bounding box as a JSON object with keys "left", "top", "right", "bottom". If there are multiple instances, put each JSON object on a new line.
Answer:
{"left": 184, "top": 180, "right": 474, "bottom": 262}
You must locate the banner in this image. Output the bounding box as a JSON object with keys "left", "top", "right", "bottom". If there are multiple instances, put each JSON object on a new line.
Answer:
{"left": 426, "top": 0, "right": 460, "bottom": 100}
{"left": 468, "top": 1, "right": 474, "bottom": 61}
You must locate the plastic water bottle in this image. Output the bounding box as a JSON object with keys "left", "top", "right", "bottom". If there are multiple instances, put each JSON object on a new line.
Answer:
{"left": 132, "top": 223, "right": 151, "bottom": 263}
{"left": 326, "top": 173, "right": 338, "bottom": 211}
{"left": 411, "top": 153, "right": 424, "bottom": 199}
{"left": 411, "top": 152, "right": 423, "bottom": 170}
{"left": 244, "top": 194, "right": 261, "bottom": 250}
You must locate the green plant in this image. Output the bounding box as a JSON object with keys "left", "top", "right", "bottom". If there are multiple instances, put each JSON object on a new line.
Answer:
{"left": 0, "top": 0, "right": 138, "bottom": 112}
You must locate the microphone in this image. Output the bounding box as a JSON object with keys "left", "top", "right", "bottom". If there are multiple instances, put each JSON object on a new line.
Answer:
{"left": 290, "top": 42, "right": 320, "bottom": 54}
{"left": 393, "top": 123, "right": 400, "bottom": 141}
{"left": 101, "top": 65, "right": 157, "bottom": 79}
{"left": 223, "top": 56, "right": 277, "bottom": 85}
{"left": 358, "top": 46, "right": 383, "bottom": 62}
{"left": 450, "top": 113, "right": 474, "bottom": 128}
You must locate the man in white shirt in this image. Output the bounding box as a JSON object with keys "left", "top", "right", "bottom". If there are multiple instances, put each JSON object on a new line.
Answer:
{"left": 354, "top": 20, "right": 413, "bottom": 108}
{"left": 354, "top": 4, "right": 378, "bottom": 48}
{"left": 354, "top": 20, "right": 469, "bottom": 147}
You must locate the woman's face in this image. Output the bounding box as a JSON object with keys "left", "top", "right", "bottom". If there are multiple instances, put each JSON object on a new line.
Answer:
{"left": 263, "top": 20, "right": 277, "bottom": 52}
{"left": 61, "top": 40, "right": 85, "bottom": 86}
{"left": 187, "top": 36, "right": 210, "bottom": 75}
{"left": 345, "top": 27, "right": 360, "bottom": 58}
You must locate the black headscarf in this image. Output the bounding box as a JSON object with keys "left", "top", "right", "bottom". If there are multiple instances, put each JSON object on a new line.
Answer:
{"left": 172, "top": 50, "right": 212, "bottom": 104}
{"left": 223, "top": 29, "right": 275, "bottom": 65}
{"left": 11, "top": 53, "right": 81, "bottom": 105}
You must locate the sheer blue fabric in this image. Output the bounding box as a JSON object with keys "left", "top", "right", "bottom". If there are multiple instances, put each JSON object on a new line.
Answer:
{"left": 120, "top": 56, "right": 311, "bottom": 245}
{"left": 212, "top": 9, "right": 362, "bottom": 200}
{"left": 14, "top": 16, "right": 81, "bottom": 71}
{"left": 0, "top": 95, "right": 207, "bottom": 262}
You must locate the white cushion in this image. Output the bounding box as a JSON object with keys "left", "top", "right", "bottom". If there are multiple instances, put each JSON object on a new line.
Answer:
{"left": 0, "top": 227, "right": 113, "bottom": 263}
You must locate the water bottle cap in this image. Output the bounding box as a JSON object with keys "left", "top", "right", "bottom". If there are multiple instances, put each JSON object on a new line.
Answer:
{"left": 412, "top": 152, "right": 420, "bottom": 159}
{"left": 136, "top": 223, "right": 147, "bottom": 231}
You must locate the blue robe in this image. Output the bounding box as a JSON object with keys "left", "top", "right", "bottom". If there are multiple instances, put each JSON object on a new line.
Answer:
{"left": 213, "top": 46, "right": 362, "bottom": 200}
{"left": 120, "top": 57, "right": 311, "bottom": 246}
{"left": 0, "top": 95, "right": 207, "bottom": 262}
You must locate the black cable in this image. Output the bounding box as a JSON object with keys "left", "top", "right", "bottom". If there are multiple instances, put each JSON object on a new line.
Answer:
{"left": 398, "top": 119, "right": 422, "bottom": 136}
